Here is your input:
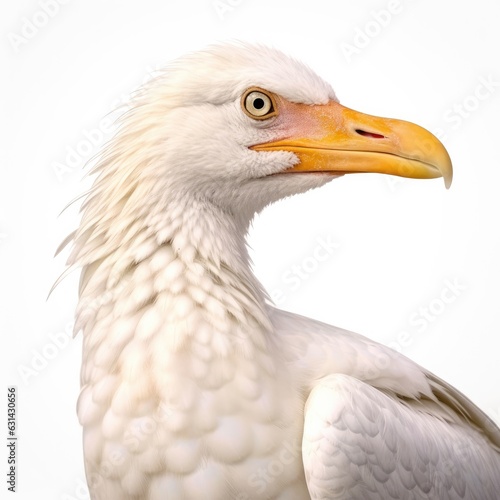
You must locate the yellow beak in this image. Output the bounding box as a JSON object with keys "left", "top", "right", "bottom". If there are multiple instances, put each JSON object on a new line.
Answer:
{"left": 252, "top": 101, "right": 453, "bottom": 188}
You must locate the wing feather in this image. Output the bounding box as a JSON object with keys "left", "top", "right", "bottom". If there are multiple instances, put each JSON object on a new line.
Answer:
{"left": 302, "top": 374, "right": 500, "bottom": 500}
{"left": 269, "top": 307, "right": 500, "bottom": 499}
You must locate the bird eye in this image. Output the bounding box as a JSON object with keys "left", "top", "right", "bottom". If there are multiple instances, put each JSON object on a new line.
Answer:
{"left": 242, "top": 88, "right": 277, "bottom": 120}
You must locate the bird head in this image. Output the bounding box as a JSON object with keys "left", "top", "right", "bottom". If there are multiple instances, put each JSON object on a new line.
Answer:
{"left": 74, "top": 43, "right": 452, "bottom": 272}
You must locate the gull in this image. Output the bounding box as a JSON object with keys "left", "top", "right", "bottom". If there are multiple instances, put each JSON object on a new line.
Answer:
{"left": 65, "top": 43, "right": 500, "bottom": 499}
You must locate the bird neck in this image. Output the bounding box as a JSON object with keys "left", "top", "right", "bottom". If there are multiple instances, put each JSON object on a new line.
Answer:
{"left": 75, "top": 193, "right": 272, "bottom": 352}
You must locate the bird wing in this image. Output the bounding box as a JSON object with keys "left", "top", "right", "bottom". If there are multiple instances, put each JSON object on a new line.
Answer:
{"left": 269, "top": 308, "right": 500, "bottom": 500}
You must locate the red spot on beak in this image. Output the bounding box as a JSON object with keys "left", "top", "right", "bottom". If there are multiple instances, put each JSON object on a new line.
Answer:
{"left": 355, "top": 129, "right": 385, "bottom": 139}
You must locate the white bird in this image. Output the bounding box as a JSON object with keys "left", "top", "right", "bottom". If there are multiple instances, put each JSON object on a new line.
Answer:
{"left": 65, "top": 43, "right": 500, "bottom": 499}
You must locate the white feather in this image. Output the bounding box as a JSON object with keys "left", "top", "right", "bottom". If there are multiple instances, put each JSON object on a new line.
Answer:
{"left": 67, "top": 43, "right": 500, "bottom": 499}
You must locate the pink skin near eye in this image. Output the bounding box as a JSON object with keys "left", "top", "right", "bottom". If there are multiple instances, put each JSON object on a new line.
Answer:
{"left": 251, "top": 94, "right": 452, "bottom": 187}
{"left": 269, "top": 97, "right": 337, "bottom": 141}
{"left": 270, "top": 97, "right": 387, "bottom": 142}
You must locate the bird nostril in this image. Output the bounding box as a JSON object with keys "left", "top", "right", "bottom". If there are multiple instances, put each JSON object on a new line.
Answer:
{"left": 355, "top": 129, "right": 385, "bottom": 139}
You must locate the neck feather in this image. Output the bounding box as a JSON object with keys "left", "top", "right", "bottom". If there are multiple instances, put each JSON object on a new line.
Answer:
{"left": 72, "top": 190, "right": 272, "bottom": 351}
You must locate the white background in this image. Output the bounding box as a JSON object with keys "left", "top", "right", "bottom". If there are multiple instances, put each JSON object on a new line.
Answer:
{"left": 2, "top": 0, "right": 500, "bottom": 498}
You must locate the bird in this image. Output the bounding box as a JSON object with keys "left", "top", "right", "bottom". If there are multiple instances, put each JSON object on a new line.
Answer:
{"left": 63, "top": 43, "right": 500, "bottom": 499}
